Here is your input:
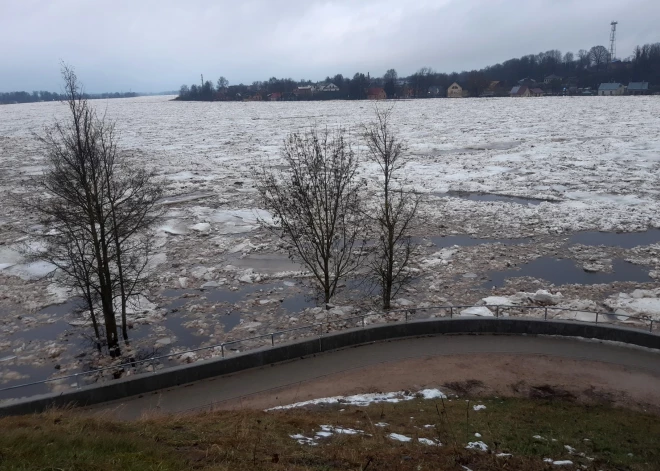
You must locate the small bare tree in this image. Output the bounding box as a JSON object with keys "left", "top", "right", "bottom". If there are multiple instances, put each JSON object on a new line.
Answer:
{"left": 256, "top": 127, "right": 366, "bottom": 304}
{"left": 20, "top": 65, "right": 162, "bottom": 356}
{"left": 589, "top": 45, "right": 610, "bottom": 70}
{"left": 364, "top": 108, "right": 421, "bottom": 310}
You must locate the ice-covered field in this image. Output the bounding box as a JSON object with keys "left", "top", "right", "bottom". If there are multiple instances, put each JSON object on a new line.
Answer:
{"left": 1, "top": 95, "right": 660, "bottom": 394}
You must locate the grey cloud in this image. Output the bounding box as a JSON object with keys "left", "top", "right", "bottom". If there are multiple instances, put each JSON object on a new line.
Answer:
{"left": 0, "top": 0, "right": 658, "bottom": 92}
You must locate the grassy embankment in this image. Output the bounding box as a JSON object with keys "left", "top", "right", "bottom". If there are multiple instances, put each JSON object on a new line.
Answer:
{"left": 1, "top": 395, "right": 658, "bottom": 470}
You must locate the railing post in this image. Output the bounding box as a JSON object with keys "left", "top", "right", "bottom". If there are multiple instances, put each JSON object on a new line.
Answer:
{"left": 650, "top": 319, "right": 654, "bottom": 333}
{"left": 595, "top": 312, "right": 599, "bottom": 324}
{"left": 271, "top": 333, "right": 275, "bottom": 347}
{"left": 405, "top": 311, "right": 408, "bottom": 323}
{"left": 450, "top": 307, "right": 453, "bottom": 318}
{"left": 495, "top": 306, "right": 499, "bottom": 318}
{"left": 75, "top": 373, "right": 81, "bottom": 389}
{"left": 221, "top": 344, "right": 225, "bottom": 358}
{"left": 362, "top": 315, "right": 365, "bottom": 328}
{"left": 544, "top": 308, "right": 548, "bottom": 320}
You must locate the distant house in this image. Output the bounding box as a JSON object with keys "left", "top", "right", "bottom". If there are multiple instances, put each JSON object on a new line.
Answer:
{"left": 294, "top": 86, "right": 313, "bottom": 97}
{"left": 367, "top": 87, "right": 387, "bottom": 100}
{"left": 268, "top": 92, "right": 282, "bottom": 101}
{"left": 544, "top": 74, "right": 562, "bottom": 84}
{"left": 627, "top": 82, "right": 650, "bottom": 95}
{"left": 401, "top": 85, "right": 414, "bottom": 98}
{"left": 320, "top": 83, "right": 340, "bottom": 92}
{"left": 447, "top": 82, "right": 467, "bottom": 98}
{"left": 510, "top": 85, "right": 531, "bottom": 97}
{"left": 530, "top": 88, "right": 545, "bottom": 97}
{"left": 518, "top": 77, "right": 537, "bottom": 86}
{"left": 598, "top": 83, "right": 625, "bottom": 96}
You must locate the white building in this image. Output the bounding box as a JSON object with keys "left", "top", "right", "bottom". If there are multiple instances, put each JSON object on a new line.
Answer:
{"left": 598, "top": 83, "right": 625, "bottom": 96}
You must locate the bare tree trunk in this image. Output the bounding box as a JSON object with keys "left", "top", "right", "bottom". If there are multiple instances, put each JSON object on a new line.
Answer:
{"left": 17, "top": 64, "right": 162, "bottom": 358}
{"left": 256, "top": 127, "right": 367, "bottom": 305}
{"left": 364, "top": 107, "right": 421, "bottom": 311}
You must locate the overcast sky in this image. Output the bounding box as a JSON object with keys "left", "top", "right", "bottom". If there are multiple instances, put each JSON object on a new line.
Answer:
{"left": 1, "top": 0, "right": 658, "bottom": 93}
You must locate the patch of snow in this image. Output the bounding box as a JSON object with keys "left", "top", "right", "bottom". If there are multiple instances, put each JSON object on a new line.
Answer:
{"left": 474, "top": 433, "right": 482, "bottom": 437}
{"left": 552, "top": 460, "right": 573, "bottom": 466}
{"left": 465, "top": 441, "right": 489, "bottom": 451}
{"left": 419, "top": 388, "right": 446, "bottom": 399}
{"left": 319, "top": 425, "right": 363, "bottom": 435}
{"left": 389, "top": 433, "right": 412, "bottom": 442}
{"left": 289, "top": 434, "right": 317, "bottom": 446}
{"left": 418, "top": 438, "right": 440, "bottom": 446}
{"left": 473, "top": 404, "right": 486, "bottom": 411}
{"left": 496, "top": 453, "right": 512, "bottom": 457}
{"left": 375, "top": 422, "right": 389, "bottom": 427}
{"left": 267, "top": 389, "right": 445, "bottom": 410}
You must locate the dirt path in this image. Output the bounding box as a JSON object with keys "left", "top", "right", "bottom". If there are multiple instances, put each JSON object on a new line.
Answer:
{"left": 220, "top": 353, "right": 660, "bottom": 413}
{"left": 89, "top": 335, "right": 660, "bottom": 420}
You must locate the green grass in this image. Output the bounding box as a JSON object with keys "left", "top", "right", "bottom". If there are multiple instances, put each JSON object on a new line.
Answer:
{"left": 0, "top": 396, "right": 658, "bottom": 470}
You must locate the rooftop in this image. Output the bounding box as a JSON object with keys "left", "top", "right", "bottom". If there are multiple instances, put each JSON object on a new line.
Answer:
{"left": 598, "top": 83, "right": 623, "bottom": 91}
{"left": 628, "top": 82, "right": 649, "bottom": 91}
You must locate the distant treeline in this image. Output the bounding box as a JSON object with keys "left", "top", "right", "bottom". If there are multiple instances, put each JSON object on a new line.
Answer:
{"left": 0, "top": 90, "right": 140, "bottom": 105}
{"left": 178, "top": 42, "right": 660, "bottom": 101}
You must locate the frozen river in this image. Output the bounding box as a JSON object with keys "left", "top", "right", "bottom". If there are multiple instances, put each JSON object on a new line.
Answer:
{"left": 1, "top": 95, "right": 660, "bottom": 397}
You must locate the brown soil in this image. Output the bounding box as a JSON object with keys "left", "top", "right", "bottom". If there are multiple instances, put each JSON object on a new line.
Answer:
{"left": 211, "top": 353, "right": 660, "bottom": 414}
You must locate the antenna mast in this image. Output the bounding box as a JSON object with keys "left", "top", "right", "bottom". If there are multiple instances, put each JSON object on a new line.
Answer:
{"left": 609, "top": 21, "right": 618, "bottom": 61}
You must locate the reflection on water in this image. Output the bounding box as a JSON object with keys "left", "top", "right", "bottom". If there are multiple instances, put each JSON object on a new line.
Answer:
{"left": 484, "top": 257, "right": 650, "bottom": 288}
{"left": 569, "top": 229, "right": 660, "bottom": 248}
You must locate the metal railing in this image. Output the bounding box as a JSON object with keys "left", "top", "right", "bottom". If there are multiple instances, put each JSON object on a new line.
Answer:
{"left": 0, "top": 304, "right": 657, "bottom": 399}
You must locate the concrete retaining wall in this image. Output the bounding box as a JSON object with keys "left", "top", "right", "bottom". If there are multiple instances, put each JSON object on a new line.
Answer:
{"left": 1, "top": 318, "right": 659, "bottom": 416}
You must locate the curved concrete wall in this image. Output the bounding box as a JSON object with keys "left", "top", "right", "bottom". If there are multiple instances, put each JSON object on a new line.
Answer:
{"left": 1, "top": 318, "right": 659, "bottom": 416}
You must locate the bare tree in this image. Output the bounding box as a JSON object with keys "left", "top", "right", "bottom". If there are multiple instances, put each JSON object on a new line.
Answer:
{"left": 363, "top": 108, "right": 421, "bottom": 310}
{"left": 256, "top": 127, "right": 366, "bottom": 304}
{"left": 577, "top": 49, "right": 590, "bottom": 69}
{"left": 21, "top": 65, "right": 163, "bottom": 355}
{"left": 217, "top": 76, "right": 229, "bottom": 90}
{"left": 589, "top": 45, "right": 610, "bottom": 70}
{"left": 383, "top": 68, "right": 398, "bottom": 98}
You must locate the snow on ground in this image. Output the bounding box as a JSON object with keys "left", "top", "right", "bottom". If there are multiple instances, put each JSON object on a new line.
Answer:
{"left": 465, "top": 441, "right": 489, "bottom": 451}
{"left": 267, "top": 388, "right": 446, "bottom": 410}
